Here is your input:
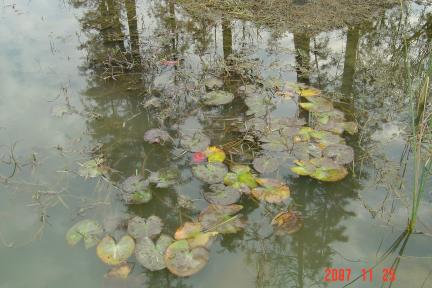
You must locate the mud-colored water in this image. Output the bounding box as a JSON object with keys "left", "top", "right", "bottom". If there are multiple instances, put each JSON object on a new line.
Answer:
{"left": 0, "top": 1, "right": 431, "bottom": 287}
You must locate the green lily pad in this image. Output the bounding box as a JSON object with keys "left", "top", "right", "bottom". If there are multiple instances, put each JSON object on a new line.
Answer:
{"left": 309, "top": 158, "right": 348, "bottom": 182}
{"left": 204, "top": 184, "right": 241, "bottom": 205}
{"left": 148, "top": 168, "right": 179, "bottom": 188}
{"left": 252, "top": 178, "right": 291, "bottom": 203}
{"left": 316, "top": 109, "right": 346, "bottom": 124}
{"left": 78, "top": 158, "right": 108, "bottom": 179}
{"left": 224, "top": 165, "right": 257, "bottom": 191}
{"left": 260, "top": 132, "right": 293, "bottom": 152}
{"left": 66, "top": 219, "right": 103, "bottom": 248}
{"left": 198, "top": 204, "right": 245, "bottom": 234}
{"left": 143, "top": 128, "right": 170, "bottom": 144}
{"left": 310, "top": 130, "right": 345, "bottom": 148}
{"left": 292, "top": 142, "right": 322, "bottom": 161}
{"left": 204, "top": 77, "right": 223, "bottom": 90}
{"left": 121, "top": 176, "right": 152, "bottom": 204}
{"left": 96, "top": 235, "right": 135, "bottom": 266}
{"left": 192, "top": 163, "right": 228, "bottom": 184}
{"left": 205, "top": 146, "right": 226, "bottom": 163}
{"left": 299, "top": 96, "right": 333, "bottom": 112}
{"left": 271, "top": 211, "right": 303, "bottom": 234}
{"left": 252, "top": 155, "right": 280, "bottom": 174}
{"left": 181, "top": 132, "right": 211, "bottom": 152}
{"left": 135, "top": 235, "right": 173, "bottom": 271}
{"left": 290, "top": 159, "right": 317, "bottom": 176}
{"left": 323, "top": 144, "right": 354, "bottom": 165}
{"left": 245, "top": 94, "right": 269, "bottom": 117}
{"left": 202, "top": 90, "right": 234, "bottom": 105}
{"left": 164, "top": 240, "right": 210, "bottom": 277}
{"left": 127, "top": 216, "right": 163, "bottom": 240}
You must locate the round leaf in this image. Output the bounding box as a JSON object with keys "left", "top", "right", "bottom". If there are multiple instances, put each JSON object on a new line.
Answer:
{"left": 198, "top": 204, "right": 245, "bottom": 234}
{"left": 204, "top": 184, "right": 241, "bottom": 205}
{"left": 181, "top": 132, "right": 211, "bottom": 152}
{"left": 66, "top": 219, "right": 103, "bottom": 248}
{"left": 252, "top": 178, "right": 291, "bottom": 203}
{"left": 143, "top": 128, "right": 170, "bottom": 144}
{"left": 202, "top": 90, "right": 234, "bottom": 105}
{"left": 323, "top": 144, "right": 354, "bottom": 165}
{"left": 127, "top": 216, "right": 163, "bottom": 240}
{"left": 78, "top": 158, "right": 108, "bottom": 179}
{"left": 205, "top": 146, "right": 226, "bottom": 163}
{"left": 121, "top": 176, "right": 152, "bottom": 204}
{"left": 164, "top": 240, "right": 209, "bottom": 277}
{"left": 96, "top": 235, "right": 135, "bottom": 266}
{"left": 253, "top": 155, "right": 280, "bottom": 174}
{"left": 148, "top": 168, "right": 178, "bottom": 188}
{"left": 135, "top": 235, "right": 173, "bottom": 271}
{"left": 192, "top": 163, "right": 228, "bottom": 184}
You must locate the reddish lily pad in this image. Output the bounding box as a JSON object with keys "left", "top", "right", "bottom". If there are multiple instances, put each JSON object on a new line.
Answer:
{"left": 252, "top": 178, "right": 291, "bottom": 203}
{"left": 164, "top": 240, "right": 210, "bottom": 277}
{"left": 271, "top": 211, "right": 303, "bottom": 234}
{"left": 96, "top": 235, "right": 135, "bottom": 266}
{"left": 66, "top": 219, "right": 103, "bottom": 248}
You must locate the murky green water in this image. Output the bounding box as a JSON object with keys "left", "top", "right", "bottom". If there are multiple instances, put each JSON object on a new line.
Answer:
{"left": 1, "top": 0, "right": 432, "bottom": 287}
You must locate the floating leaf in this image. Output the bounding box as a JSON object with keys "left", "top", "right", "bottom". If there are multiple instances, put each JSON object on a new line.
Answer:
{"left": 105, "top": 263, "right": 132, "bottom": 279}
{"left": 310, "top": 130, "right": 345, "bottom": 148}
{"left": 292, "top": 142, "right": 322, "bottom": 161}
{"left": 164, "top": 240, "right": 210, "bottom": 277}
{"left": 78, "top": 158, "right": 108, "bottom": 179}
{"left": 174, "top": 222, "right": 217, "bottom": 249}
{"left": 309, "top": 158, "right": 348, "bottom": 182}
{"left": 148, "top": 168, "right": 178, "bottom": 188}
{"left": 177, "top": 194, "right": 197, "bottom": 210}
{"left": 299, "top": 96, "right": 333, "bottom": 112}
{"left": 252, "top": 178, "right": 290, "bottom": 203}
{"left": 127, "top": 216, "right": 163, "bottom": 240}
{"left": 96, "top": 235, "right": 135, "bottom": 266}
{"left": 205, "top": 146, "right": 226, "bottom": 163}
{"left": 260, "top": 132, "right": 293, "bottom": 152}
{"left": 135, "top": 235, "right": 173, "bottom": 271}
{"left": 323, "top": 144, "right": 354, "bottom": 165}
{"left": 198, "top": 204, "right": 244, "bottom": 234}
{"left": 253, "top": 155, "right": 280, "bottom": 174}
{"left": 66, "top": 219, "right": 103, "bottom": 248}
{"left": 202, "top": 90, "right": 234, "bottom": 105}
{"left": 143, "top": 128, "right": 170, "bottom": 144}
{"left": 224, "top": 165, "right": 257, "bottom": 191}
{"left": 271, "top": 211, "right": 303, "bottom": 234}
{"left": 296, "top": 86, "right": 321, "bottom": 97}
{"left": 181, "top": 132, "right": 211, "bottom": 152}
{"left": 204, "top": 184, "right": 241, "bottom": 205}
{"left": 204, "top": 77, "right": 223, "bottom": 90}
{"left": 121, "top": 176, "right": 152, "bottom": 204}
{"left": 245, "top": 94, "right": 269, "bottom": 117}
{"left": 192, "top": 163, "right": 228, "bottom": 184}
{"left": 290, "top": 159, "right": 316, "bottom": 176}
{"left": 192, "top": 152, "right": 206, "bottom": 164}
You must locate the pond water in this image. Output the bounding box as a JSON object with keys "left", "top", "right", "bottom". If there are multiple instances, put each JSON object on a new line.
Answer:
{"left": 1, "top": 0, "right": 432, "bottom": 287}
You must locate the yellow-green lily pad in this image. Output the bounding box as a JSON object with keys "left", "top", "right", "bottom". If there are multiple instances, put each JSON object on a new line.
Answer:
{"left": 96, "top": 235, "right": 135, "bottom": 266}
{"left": 252, "top": 178, "right": 291, "bottom": 203}
{"left": 164, "top": 240, "right": 210, "bottom": 277}
{"left": 66, "top": 219, "right": 103, "bottom": 248}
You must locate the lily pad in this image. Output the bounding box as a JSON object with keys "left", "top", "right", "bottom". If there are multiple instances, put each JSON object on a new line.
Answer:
{"left": 66, "top": 219, "right": 103, "bottom": 248}
{"left": 224, "top": 165, "right": 257, "bottom": 191}
{"left": 204, "top": 184, "right": 241, "bottom": 205}
{"left": 252, "top": 178, "right": 291, "bottom": 203}
{"left": 174, "top": 222, "right": 218, "bottom": 249}
{"left": 164, "top": 240, "right": 210, "bottom": 277}
{"left": 299, "top": 96, "right": 333, "bottom": 112}
{"left": 204, "top": 77, "right": 223, "bottom": 90}
{"left": 198, "top": 204, "right": 245, "bottom": 234}
{"left": 245, "top": 94, "right": 269, "bottom": 117}
{"left": 202, "top": 90, "right": 234, "bottom": 105}
{"left": 121, "top": 176, "right": 152, "bottom": 204}
{"left": 192, "top": 163, "right": 228, "bottom": 184}
{"left": 105, "top": 263, "right": 132, "bottom": 279}
{"left": 135, "top": 235, "right": 173, "bottom": 271}
{"left": 252, "top": 155, "right": 280, "bottom": 174}
{"left": 181, "top": 132, "right": 211, "bottom": 152}
{"left": 127, "top": 216, "right": 163, "bottom": 240}
{"left": 148, "top": 168, "right": 179, "bottom": 188}
{"left": 143, "top": 128, "right": 170, "bottom": 144}
{"left": 205, "top": 146, "right": 226, "bottom": 163}
{"left": 310, "top": 130, "right": 345, "bottom": 148}
{"left": 260, "top": 132, "right": 293, "bottom": 152}
{"left": 290, "top": 159, "right": 317, "bottom": 176}
{"left": 271, "top": 211, "right": 303, "bottom": 234}
{"left": 291, "top": 158, "right": 348, "bottom": 182}
{"left": 323, "top": 144, "right": 354, "bottom": 165}
{"left": 96, "top": 235, "right": 135, "bottom": 266}
{"left": 78, "top": 158, "right": 108, "bottom": 179}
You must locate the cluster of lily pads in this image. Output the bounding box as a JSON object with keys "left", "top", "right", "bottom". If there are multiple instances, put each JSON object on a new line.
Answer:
{"left": 69, "top": 81, "right": 357, "bottom": 279}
